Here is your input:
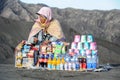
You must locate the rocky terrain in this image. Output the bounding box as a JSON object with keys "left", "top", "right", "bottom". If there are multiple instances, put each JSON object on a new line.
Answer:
{"left": 0, "top": 0, "right": 120, "bottom": 64}
{"left": 0, "top": 0, "right": 120, "bottom": 80}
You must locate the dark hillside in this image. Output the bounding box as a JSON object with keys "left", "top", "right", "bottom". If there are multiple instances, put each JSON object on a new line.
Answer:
{"left": 0, "top": 16, "right": 33, "bottom": 63}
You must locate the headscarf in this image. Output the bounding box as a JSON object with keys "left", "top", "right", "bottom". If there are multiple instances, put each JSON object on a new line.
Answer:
{"left": 35, "top": 7, "right": 52, "bottom": 27}
{"left": 36, "top": 7, "right": 52, "bottom": 21}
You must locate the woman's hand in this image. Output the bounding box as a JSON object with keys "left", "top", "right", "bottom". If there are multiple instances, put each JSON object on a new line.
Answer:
{"left": 43, "top": 40, "right": 50, "bottom": 44}
{"left": 34, "top": 37, "right": 38, "bottom": 44}
{"left": 63, "top": 42, "right": 70, "bottom": 46}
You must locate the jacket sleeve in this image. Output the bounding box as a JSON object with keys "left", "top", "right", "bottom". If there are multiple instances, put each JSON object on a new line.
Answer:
{"left": 28, "top": 36, "right": 36, "bottom": 44}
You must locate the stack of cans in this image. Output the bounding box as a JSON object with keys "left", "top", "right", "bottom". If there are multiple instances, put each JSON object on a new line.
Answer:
{"left": 68, "top": 34, "right": 98, "bottom": 70}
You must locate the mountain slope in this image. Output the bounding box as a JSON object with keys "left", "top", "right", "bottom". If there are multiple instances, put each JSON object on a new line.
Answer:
{"left": 0, "top": 0, "right": 120, "bottom": 46}
{"left": 0, "top": 16, "right": 33, "bottom": 63}
{"left": 0, "top": 0, "right": 47, "bottom": 21}
{"left": 0, "top": 0, "right": 120, "bottom": 64}
{"left": 0, "top": 16, "right": 120, "bottom": 64}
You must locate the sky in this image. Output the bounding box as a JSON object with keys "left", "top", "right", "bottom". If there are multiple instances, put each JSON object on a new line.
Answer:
{"left": 20, "top": 0, "right": 120, "bottom": 10}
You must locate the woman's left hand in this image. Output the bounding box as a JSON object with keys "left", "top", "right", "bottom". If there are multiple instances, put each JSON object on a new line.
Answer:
{"left": 63, "top": 42, "right": 70, "bottom": 46}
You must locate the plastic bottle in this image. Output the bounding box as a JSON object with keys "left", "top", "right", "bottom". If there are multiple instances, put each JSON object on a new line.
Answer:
{"left": 56, "top": 58, "right": 60, "bottom": 70}
{"left": 60, "top": 57, "right": 65, "bottom": 70}
{"left": 64, "top": 62, "right": 68, "bottom": 71}
{"left": 62, "top": 45, "right": 66, "bottom": 55}
{"left": 52, "top": 58, "right": 56, "bottom": 70}
{"left": 47, "top": 58, "right": 52, "bottom": 70}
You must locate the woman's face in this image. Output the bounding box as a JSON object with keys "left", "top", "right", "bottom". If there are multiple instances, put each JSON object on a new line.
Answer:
{"left": 39, "top": 15, "right": 47, "bottom": 24}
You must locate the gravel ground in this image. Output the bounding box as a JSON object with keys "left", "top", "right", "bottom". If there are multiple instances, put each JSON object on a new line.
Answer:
{"left": 0, "top": 64, "right": 120, "bottom": 80}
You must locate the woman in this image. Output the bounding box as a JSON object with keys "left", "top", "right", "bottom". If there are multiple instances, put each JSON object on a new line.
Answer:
{"left": 28, "top": 7, "right": 65, "bottom": 66}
